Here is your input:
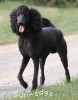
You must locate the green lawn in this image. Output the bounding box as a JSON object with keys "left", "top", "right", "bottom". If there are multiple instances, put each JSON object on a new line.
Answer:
{"left": 0, "top": 1, "right": 78, "bottom": 45}
{"left": 5, "top": 77, "right": 78, "bottom": 100}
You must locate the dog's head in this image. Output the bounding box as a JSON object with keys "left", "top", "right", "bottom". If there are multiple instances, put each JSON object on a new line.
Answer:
{"left": 16, "top": 5, "right": 30, "bottom": 34}
{"left": 10, "top": 5, "right": 42, "bottom": 36}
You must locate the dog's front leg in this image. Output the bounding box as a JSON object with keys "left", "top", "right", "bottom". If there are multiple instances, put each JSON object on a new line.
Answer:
{"left": 40, "top": 58, "right": 45, "bottom": 85}
{"left": 18, "top": 56, "right": 30, "bottom": 89}
{"left": 32, "top": 59, "right": 39, "bottom": 91}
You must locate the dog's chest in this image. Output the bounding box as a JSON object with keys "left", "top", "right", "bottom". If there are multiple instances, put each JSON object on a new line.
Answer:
{"left": 19, "top": 37, "right": 42, "bottom": 58}
{"left": 24, "top": 40, "right": 33, "bottom": 55}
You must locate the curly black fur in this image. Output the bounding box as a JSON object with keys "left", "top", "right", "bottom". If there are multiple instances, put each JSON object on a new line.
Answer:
{"left": 42, "top": 17, "right": 55, "bottom": 27}
{"left": 10, "top": 5, "right": 70, "bottom": 91}
{"left": 10, "top": 5, "right": 42, "bottom": 36}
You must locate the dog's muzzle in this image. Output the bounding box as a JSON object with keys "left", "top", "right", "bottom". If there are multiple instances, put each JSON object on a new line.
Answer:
{"left": 17, "top": 15, "right": 25, "bottom": 33}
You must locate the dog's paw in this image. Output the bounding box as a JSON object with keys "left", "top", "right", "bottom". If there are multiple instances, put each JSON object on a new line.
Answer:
{"left": 31, "top": 85, "right": 37, "bottom": 91}
{"left": 40, "top": 77, "right": 45, "bottom": 85}
{"left": 22, "top": 82, "right": 28, "bottom": 89}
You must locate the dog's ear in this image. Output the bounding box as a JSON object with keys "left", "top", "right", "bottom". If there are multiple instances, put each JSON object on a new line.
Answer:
{"left": 10, "top": 9, "right": 17, "bottom": 33}
{"left": 30, "top": 8, "right": 42, "bottom": 33}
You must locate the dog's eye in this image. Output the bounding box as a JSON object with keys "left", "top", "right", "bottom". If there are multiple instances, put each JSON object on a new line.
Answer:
{"left": 24, "top": 14, "right": 27, "bottom": 17}
{"left": 17, "top": 13, "right": 19, "bottom": 16}
{"left": 16, "top": 12, "right": 21, "bottom": 16}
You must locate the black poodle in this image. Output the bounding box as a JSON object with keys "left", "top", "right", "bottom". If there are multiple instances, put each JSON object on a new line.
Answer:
{"left": 10, "top": 5, "right": 70, "bottom": 91}
{"left": 42, "top": 17, "right": 55, "bottom": 27}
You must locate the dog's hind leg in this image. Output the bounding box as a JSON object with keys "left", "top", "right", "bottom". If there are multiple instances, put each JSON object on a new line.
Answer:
{"left": 18, "top": 56, "right": 30, "bottom": 89}
{"left": 40, "top": 58, "right": 45, "bottom": 85}
{"left": 57, "top": 40, "right": 71, "bottom": 82}
{"left": 60, "top": 53, "right": 70, "bottom": 82}
{"left": 32, "top": 59, "right": 39, "bottom": 91}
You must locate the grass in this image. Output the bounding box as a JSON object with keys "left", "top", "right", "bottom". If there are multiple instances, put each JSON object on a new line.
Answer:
{"left": 0, "top": 1, "right": 78, "bottom": 45}
{"left": 5, "top": 77, "right": 78, "bottom": 100}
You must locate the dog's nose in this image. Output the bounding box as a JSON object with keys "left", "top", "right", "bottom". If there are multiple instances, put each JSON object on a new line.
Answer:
{"left": 17, "top": 21, "right": 24, "bottom": 25}
{"left": 17, "top": 15, "right": 25, "bottom": 25}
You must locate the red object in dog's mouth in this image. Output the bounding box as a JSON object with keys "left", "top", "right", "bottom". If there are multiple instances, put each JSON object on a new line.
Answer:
{"left": 19, "top": 25, "right": 25, "bottom": 33}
